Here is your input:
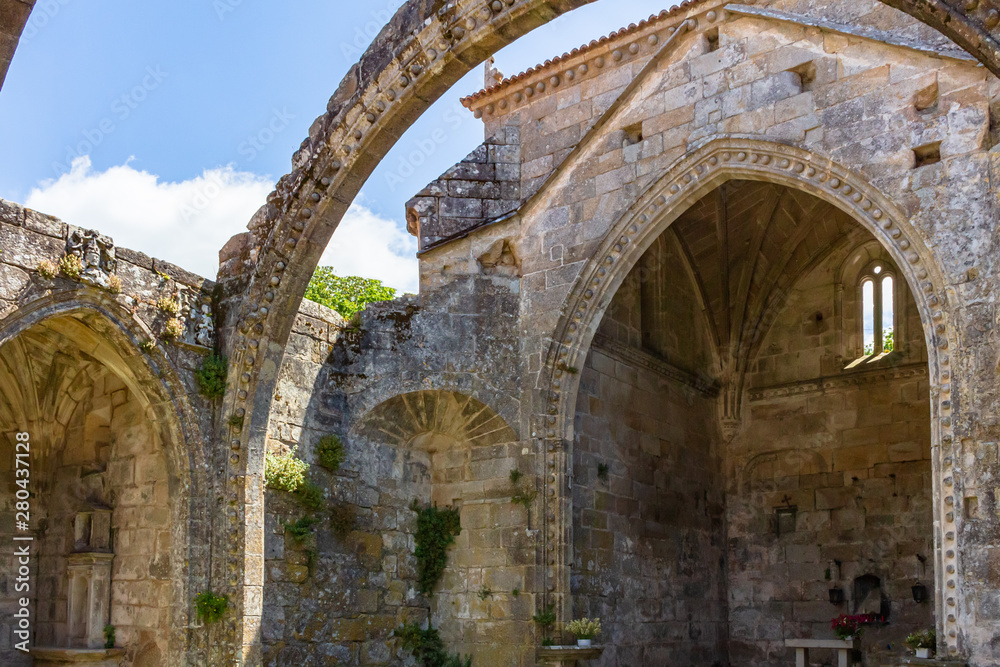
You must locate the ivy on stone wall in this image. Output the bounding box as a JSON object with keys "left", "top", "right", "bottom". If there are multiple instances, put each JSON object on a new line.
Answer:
{"left": 411, "top": 501, "right": 462, "bottom": 597}
{"left": 394, "top": 622, "right": 471, "bottom": 667}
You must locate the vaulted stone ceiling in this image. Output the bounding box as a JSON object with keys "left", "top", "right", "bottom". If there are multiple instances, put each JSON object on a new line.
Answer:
{"left": 670, "top": 180, "right": 864, "bottom": 387}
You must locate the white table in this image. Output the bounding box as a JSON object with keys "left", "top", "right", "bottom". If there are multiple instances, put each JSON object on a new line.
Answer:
{"left": 785, "top": 638, "right": 858, "bottom": 667}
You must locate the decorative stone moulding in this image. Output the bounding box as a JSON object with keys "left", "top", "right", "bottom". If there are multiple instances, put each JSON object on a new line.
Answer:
{"left": 536, "top": 137, "right": 957, "bottom": 653}
{"left": 461, "top": 4, "right": 721, "bottom": 119}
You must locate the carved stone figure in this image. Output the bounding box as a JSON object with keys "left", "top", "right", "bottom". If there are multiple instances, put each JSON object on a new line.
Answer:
{"left": 66, "top": 227, "right": 116, "bottom": 287}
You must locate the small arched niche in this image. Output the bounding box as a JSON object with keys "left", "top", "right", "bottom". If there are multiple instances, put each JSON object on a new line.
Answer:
{"left": 349, "top": 390, "right": 531, "bottom": 663}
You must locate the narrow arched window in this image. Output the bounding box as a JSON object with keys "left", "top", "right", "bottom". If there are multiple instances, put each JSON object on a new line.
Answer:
{"left": 862, "top": 279, "right": 875, "bottom": 354}
{"left": 859, "top": 261, "right": 896, "bottom": 357}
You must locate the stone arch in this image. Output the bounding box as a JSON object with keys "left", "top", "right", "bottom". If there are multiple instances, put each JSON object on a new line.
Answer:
{"left": 537, "top": 135, "right": 960, "bottom": 655}
{"left": 0, "top": 292, "right": 209, "bottom": 665}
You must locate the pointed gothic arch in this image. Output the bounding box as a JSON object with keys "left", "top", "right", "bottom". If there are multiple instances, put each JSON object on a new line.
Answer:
{"left": 535, "top": 135, "right": 959, "bottom": 655}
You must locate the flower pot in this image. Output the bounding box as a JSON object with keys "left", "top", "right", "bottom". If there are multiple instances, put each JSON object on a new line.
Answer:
{"left": 916, "top": 648, "right": 931, "bottom": 658}
{"left": 577, "top": 639, "right": 592, "bottom": 648}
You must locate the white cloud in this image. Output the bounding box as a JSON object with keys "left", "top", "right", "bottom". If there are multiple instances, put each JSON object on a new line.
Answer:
{"left": 23, "top": 157, "right": 418, "bottom": 292}
{"left": 318, "top": 198, "right": 418, "bottom": 294}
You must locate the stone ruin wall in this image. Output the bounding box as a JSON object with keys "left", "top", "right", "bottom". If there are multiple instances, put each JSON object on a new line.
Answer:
{"left": 260, "top": 274, "right": 534, "bottom": 666}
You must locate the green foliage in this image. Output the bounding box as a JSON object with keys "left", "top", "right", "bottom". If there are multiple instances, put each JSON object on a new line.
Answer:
{"left": 477, "top": 586, "right": 493, "bottom": 601}
{"left": 59, "top": 253, "right": 82, "bottom": 279}
{"left": 106, "top": 274, "right": 122, "bottom": 294}
{"left": 264, "top": 446, "right": 308, "bottom": 492}
{"left": 295, "top": 481, "right": 325, "bottom": 511}
{"left": 533, "top": 603, "right": 557, "bottom": 629}
{"left": 906, "top": 629, "right": 935, "bottom": 650}
{"left": 194, "top": 591, "right": 228, "bottom": 624}
{"left": 283, "top": 516, "right": 319, "bottom": 544}
{"left": 511, "top": 486, "right": 537, "bottom": 510}
{"left": 394, "top": 622, "right": 472, "bottom": 667}
{"left": 883, "top": 329, "right": 895, "bottom": 353}
{"left": 412, "top": 502, "right": 461, "bottom": 597}
{"left": 315, "top": 434, "right": 346, "bottom": 471}
{"left": 227, "top": 413, "right": 244, "bottom": 429}
{"left": 156, "top": 296, "right": 181, "bottom": 315}
{"left": 509, "top": 469, "right": 522, "bottom": 484}
{"left": 330, "top": 501, "right": 356, "bottom": 538}
{"left": 511, "top": 588, "right": 520, "bottom": 598}
{"left": 140, "top": 340, "right": 157, "bottom": 354}
{"left": 162, "top": 317, "right": 184, "bottom": 339}
{"left": 304, "top": 266, "right": 396, "bottom": 319}
{"left": 541, "top": 638, "right": 555, "bottom": 647}
{"left": 103, "top": 624, "right": 115, "bottom": 649}
{"left": 195, "top": 354, "right": 228, "bottom": 399}
{"left": 36, "top": 259, "right": 57, "bottom": 279}
{"left": 865, "top": 329, "right": 895, "bottom": 356}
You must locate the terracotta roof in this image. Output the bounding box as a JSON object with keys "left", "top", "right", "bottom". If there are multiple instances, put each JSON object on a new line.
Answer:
{"left": 460, "top": 0, "right": 710, "bottom": 107}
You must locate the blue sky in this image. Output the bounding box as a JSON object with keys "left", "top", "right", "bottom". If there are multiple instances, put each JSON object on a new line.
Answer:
{"left": 0, "top": 1, "right": 675, "bottom": 290}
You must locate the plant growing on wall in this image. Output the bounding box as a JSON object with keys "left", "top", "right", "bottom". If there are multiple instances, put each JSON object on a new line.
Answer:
{"left": 294, "top": 481, "right": 325, "bottom": 511}
{"left": 533, "top": 603, "right": 557, "bottom": 645}
{"left": 36, "top": 259, "right": 57, "bottom": 279}
{"left": 156, "top": 296, "right": 181, "bottom": 315}
{"left": 283, "top": 515, "right": 319, "bottom": 544}
{"left": 194, "top": 591, "right": 228, "bottom": 624}
{"left": 411, "top": 502, "right": 462, "bottom": 596}
{"left": 59, "top": 253, "right": 82, "bottom": 280}
{"left": 394, "top": 622, "right": 471, "bottom": 667}
{"left": 194, "top": 354, "right": 227, "bottom": 399}
{"left": 162, "top": 317, "right": 184, "bottom": 339}
{"left": 264, "top": 446, "right": 308, "bottom": 492}
{"left": 106, "top": 274, "right": 122, "bottom": 294}
{"left": 103, "top": 624, "right": 115, "bottom": 649}
{"left": 511, "top": 486, "right": 537, "bottom": 510}
{"left": 315, "top": 434, "right": 346, "bottom": 471}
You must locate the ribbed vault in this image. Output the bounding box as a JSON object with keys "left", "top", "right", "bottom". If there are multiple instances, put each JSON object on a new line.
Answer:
{"left": 669, "top": 179, "right": 866, "bottom": 418}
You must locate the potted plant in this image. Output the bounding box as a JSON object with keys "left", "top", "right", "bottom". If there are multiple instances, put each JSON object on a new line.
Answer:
{"left": 831, "top": 614, "right": 869, "bottom": 640}
{"left": 566, "top": 618, "right": 601, "bottom": 648}
{"left": 906, "top": 629, "right": 936, "bottom": 659}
